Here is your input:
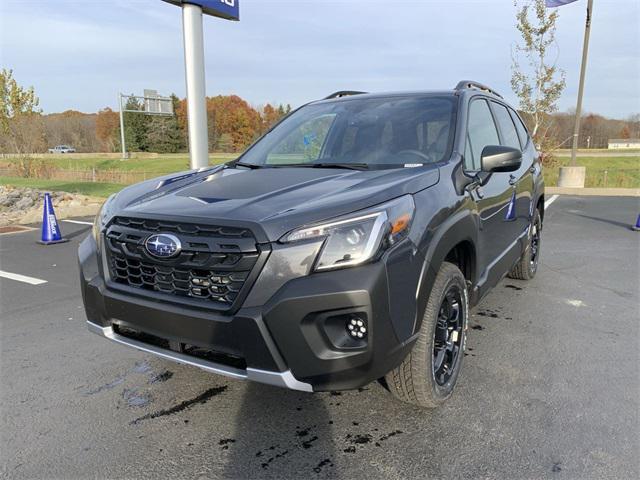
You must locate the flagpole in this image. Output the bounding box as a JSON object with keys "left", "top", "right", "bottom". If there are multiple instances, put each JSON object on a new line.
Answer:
{"left": 569, "top": 0, "right": 593, "bottom": 166}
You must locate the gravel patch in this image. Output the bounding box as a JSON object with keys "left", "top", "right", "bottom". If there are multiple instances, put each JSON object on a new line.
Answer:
{"left": 0, "top": 185, "right": 103, "bottom": 227}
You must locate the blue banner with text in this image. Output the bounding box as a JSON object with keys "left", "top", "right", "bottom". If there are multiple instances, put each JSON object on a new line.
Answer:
{"left": 162, "top": 0, "right": 239, "bottom": 21}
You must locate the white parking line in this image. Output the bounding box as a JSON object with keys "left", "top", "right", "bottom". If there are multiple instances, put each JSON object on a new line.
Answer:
{"left": 63, "top": 219, "right": 93, "bottom": 226}
{"left": 0, "top": 270, "right": 48, "bottom": 285}
{"left": 545, "top": 195, "right": 559, "bottom": 209}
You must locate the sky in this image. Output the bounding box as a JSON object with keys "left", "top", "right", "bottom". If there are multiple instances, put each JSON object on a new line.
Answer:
{"left": 1, "top": 0, "right": 639, "bottom": 119}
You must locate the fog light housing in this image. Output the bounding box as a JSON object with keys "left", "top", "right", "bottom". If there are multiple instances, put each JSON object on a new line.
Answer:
{"left": 347, "top": 316, "right": 367, "bottom": 339}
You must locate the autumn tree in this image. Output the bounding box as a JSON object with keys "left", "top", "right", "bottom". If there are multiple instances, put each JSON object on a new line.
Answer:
{"left": 261, "top": 104, "right": 282, "bottom": 132}
{"left": 0, "top": 69, "right": 46, "bottom": 154}
{"left": 95, "top": 108, "right": 120, "bottom": 152}
{"left": 43, "top": 110, "right": 100, "bottom": 152}
{"left": 511, "top": 0, "right": 566, "bottom": 157}
{"left": 206, "top": 95, "right": 262, "bottom": 151}
{"left": 619, "top": 125, "right": 631, "bottom": 140}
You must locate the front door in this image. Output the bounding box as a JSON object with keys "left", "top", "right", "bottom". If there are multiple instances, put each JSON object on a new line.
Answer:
{"left": 464, "top": 98, "right": 518, "bottom": 293}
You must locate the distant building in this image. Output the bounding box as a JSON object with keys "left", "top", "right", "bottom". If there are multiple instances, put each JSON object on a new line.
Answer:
{"left": 608, "top": 138, "right": 640, "bottom": 149}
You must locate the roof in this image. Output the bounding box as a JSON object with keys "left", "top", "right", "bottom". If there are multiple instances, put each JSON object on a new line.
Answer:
{"left": 312, "top": 90, "right": 458, "bottom": 105}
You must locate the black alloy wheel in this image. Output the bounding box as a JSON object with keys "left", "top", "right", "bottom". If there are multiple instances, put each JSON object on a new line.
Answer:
{"left": 433, "top": 285, "right": 464, "bottom": 386}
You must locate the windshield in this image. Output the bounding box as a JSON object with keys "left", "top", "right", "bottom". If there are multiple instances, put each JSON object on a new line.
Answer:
{"left": 238, "top": 95, "right": 457, "bottom": 169}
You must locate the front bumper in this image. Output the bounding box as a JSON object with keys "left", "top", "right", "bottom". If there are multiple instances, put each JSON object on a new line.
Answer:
{"left": 86, "top": 321, "right": 311, "bottom": 391}
{"left": 79, "top": 232, "right": 421, "bottom": 392}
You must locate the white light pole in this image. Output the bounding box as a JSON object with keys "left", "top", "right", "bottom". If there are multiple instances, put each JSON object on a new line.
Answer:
{"left": 181, "top": 3, "right": 209, "bottom": 170}
{"left": 119, "top": 93, "right": 127, "bottom": 160}
{"left": 569, "top": 0, "right": 594, "bottom": 166}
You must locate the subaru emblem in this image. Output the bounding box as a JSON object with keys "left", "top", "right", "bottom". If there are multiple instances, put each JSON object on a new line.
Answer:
{"left": 145, "top": 234, "right": 182, "bottom": 259}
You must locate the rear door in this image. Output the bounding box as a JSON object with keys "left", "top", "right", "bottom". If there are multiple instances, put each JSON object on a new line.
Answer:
{"left": 464, "top": 98, "right": 515, "bottom": 283}
{"left": 490, "top": 101, "right": 533, "bottom": 236}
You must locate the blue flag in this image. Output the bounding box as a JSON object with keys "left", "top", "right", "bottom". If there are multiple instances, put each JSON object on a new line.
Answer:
{"left": 545, "top": 0, "right": 579, "bottom": 7}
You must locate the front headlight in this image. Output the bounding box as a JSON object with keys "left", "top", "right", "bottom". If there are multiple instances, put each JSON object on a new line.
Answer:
{"left": 282, "top": 195, "right": 415, "bottom": 271}
{"left": 92, "top": 194, "right": 117, "bottom": 243}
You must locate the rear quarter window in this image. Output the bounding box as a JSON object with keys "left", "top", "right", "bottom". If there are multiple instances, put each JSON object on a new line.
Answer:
{"left": 509, "top": 109, "right": 530, "bottom": 149}
{"left": 491, "top": 102, "right": 521, "bottom": 150}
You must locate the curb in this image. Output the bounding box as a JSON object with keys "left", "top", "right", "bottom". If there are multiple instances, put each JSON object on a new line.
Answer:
{"left": 546, "top": 187, "right": 640, "bottom": 197}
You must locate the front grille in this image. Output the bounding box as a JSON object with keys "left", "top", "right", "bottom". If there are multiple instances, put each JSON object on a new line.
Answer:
{"left": 105, "top": 217, "right": 260, "bottom": 309}
{"left": 112, "top": 217, "right": 252, "bottom": 238}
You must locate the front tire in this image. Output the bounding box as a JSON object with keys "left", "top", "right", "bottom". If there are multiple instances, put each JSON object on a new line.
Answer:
{"left": 508, "top": 207, "right": 542, "bottom": 280}
{"left": 385, "top": 262, "right": 468, "bottom": 408}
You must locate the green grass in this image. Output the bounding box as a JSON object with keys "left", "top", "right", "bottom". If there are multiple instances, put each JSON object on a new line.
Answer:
{"left": 555, "top": 148, "right": 640, "bottom": 154}
{"left": 2, "top": 152, "right": 637, "bottom": 197}
{"left": 0, "top": 177, "right": 124, "bottom": 197}
{"left": 26, "top": 153, "right": 236, "bottom": 174}
{"left": 544, "top": 156, "right": 640, "bottom": 188}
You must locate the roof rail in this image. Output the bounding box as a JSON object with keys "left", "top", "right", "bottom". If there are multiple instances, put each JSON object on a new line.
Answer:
{"left": 455, "top": 80, "right": 503, "bottom": 99}
{"left": 324, "top": 90, "right": 367, "bottom": 100}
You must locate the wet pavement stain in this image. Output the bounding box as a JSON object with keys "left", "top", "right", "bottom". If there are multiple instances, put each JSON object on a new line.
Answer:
{"left": 476, "top": 311, "right": 499, "bottom": 318}
{"left": 505, "top": 284, "right": 523, "bottom": 290}
{"left": 85, "top": 376, "right": 125, "bottom": 395}
{"left": 219, "top": 438, "right": 236, "bottom": 450}
{"left": 552, "top": 462, "right": 562, "bottom": 473}
{"left": 343, "top": 446, "right": 356, "bottom": 453}
{"left": 296, "top": 427, "right": 311, "bottom": 438}
{"left": 375, "top": 430, "right": 403, "bottom": 446}
{"left": 471, "top": 325, "right": 484, "bottom": 330}
{"left": 149, "top": 370, "right": 173, "bottom": 383}
{"left": 301, "top": 435, "right": 319, "bottom": 449}
{"left": 260, "top": 449, "right": 289, "bottom": 469}
{"left": 122, "top": 388, "right": 152, "bottom": 408}
{"left": 130, "top": 385, "right": 228, "bottom": 424}
{"left": 313, "top": 458, "right": 333, "bottom": 474}
{"left": 132, "top": 361, "right": 153, "bottom": 374}
{"left": 346, "top": 433, "right": 372, "bottom": 445}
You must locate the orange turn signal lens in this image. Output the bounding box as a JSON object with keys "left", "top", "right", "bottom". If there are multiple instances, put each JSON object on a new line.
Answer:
{"left": 391, "top": 213, "right": 411, "bottom": 235}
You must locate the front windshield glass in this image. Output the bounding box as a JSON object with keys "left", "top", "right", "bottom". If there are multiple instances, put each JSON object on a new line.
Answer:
{"left": 239, "top": 95, "right": 457, "bottom": 168}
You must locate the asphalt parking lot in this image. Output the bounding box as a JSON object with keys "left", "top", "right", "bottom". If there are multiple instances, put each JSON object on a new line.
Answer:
{"left": 1, "top": 195, "right": 639, "bottom": 480}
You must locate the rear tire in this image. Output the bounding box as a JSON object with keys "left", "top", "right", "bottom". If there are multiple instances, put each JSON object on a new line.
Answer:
{"left": 385, "top": 262, "right": 468, "bottom": 408}
{"left": 508, "top": 207, "right": 542, "bottom": 280}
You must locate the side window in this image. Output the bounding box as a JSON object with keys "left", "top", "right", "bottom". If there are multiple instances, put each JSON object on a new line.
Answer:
{"left": 465, "top": 99, "right": 500, "bottom": 171}
{"left": 492, "top": 103, "right": 521, "bottom": 150}
{"left": 509, "top": 109, "right": 530, "bottom": 149}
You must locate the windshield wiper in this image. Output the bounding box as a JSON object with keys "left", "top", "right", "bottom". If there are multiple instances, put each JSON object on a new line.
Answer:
{"left": 234, "top": 161, "right": 262, "bottom": 169}
{"left": 273, "top": 162, "right": 369, "bottom": 171}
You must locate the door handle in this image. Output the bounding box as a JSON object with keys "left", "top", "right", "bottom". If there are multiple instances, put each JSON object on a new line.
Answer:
{"left": 509, "top": 174, "right": 517, "bottom": 186}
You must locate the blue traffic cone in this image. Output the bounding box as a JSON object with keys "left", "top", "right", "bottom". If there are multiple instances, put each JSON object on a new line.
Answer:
{"left": 37, "top": 193, "right": 68, "bottom": 245}
{"left": 505, "top": 191, "right": 516, "bottom": 221}
{"left": 632, "top": 214, "right": 640, "bottom": 232}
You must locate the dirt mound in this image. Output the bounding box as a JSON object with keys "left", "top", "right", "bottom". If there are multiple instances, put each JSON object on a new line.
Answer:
{"left": 0, "top": 185, "right": 103, "bottom": 227}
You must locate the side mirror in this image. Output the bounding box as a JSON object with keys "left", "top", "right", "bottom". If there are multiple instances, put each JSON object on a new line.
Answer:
{"left": 480, "top": 145, "right": 522, "bottom": 173}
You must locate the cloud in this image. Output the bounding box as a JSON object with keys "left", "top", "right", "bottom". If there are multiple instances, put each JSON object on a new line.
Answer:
{"left": 1, "top": 0, "right": 638, "bottom": 118}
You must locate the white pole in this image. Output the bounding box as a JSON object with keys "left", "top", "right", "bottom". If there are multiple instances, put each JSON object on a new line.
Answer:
{"left": 569, "top": 0, "right": 593, "bottom": 167}
{"left": 119, "top": 93, "right": 127, "bottom": 160}
{"left": 182, "top": 4, "right": 209, "bottom": 170}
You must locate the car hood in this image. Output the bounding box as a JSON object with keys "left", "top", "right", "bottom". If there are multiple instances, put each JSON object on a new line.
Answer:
{"left": 112, "top": 165, "right": 440, "bottom": 242}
